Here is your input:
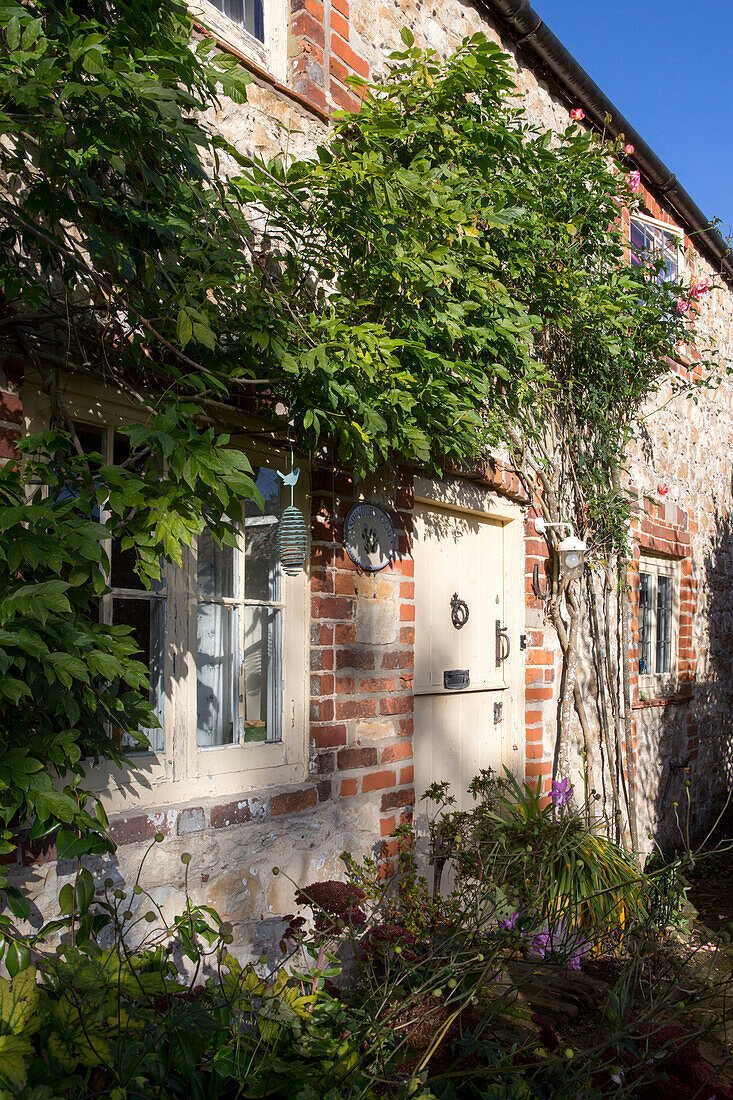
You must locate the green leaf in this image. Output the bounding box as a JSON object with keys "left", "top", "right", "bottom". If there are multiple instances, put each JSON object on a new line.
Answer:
{"left": 5, "top": 16, "right": 20, "bottom": 51}
{"left": 192, "top": 322, "right": 216, "bottom": 349}
{"left": 0, "top": 1033, "right": 32, "bottom": 1087}
{"left": 0, "top": 967, "right": 38, "bottom": 1034}
{"left": 2, "top": 889, "right": 30, "bottom": 922}
{"left": 400, "top": 26, "right": 415, "bottom": 46}
{"left": 176, "top": 309, "right": 193, "bottom": 348}
{"left": 76, "top": 868, "right": 95, "bottom": 915}
{"left": 4, "top": 943, "right": 30, "bottom": 979}
{"left": 58, "top": 883, "right": 74, "bottom": 917}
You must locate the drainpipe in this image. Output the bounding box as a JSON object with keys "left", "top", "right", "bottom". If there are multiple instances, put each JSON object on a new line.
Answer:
{"left": 484, "top": 0, "right": 733, "bottom": 283}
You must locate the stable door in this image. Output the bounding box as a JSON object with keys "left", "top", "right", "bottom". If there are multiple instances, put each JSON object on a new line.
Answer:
{"left": 413, "top": 497, "right": 519, "bottom": 816}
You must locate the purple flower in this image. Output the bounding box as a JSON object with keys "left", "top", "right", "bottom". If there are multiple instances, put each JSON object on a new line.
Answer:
{"left": 550, "top": 778, "right": 572, "bottom": 807}
{"left": 566, "top": 938, "right": 590, "bottom": 970}
{"left": 530, "top": 932, "right": 551, "bottom": 958}
{"left": 499, "top": 910, "right": 520, "bottom": 931}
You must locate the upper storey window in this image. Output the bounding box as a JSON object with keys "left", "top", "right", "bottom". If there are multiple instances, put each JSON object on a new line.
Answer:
{"left": 209, "top": 0, "right": 264, "bottom": 41}
{"left": 630, "top": 214, "right": 683, "bottom": 284}
{"left": 194, "top": 0, "right": 287, "bottom": 83}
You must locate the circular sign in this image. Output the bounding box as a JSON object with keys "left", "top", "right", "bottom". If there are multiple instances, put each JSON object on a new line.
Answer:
{"left": 344, "top": 502, "right": 396, "bottom": 572}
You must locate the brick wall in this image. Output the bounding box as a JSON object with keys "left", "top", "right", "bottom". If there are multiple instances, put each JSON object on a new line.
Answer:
{"left": 309, "top": 465, "right": 416, "bottom": 874}
{"left": 523, "top": 512, "right": 556, "bottom": 799}
{"left": 290, "top": 0, "right": 369, "bottom": 116}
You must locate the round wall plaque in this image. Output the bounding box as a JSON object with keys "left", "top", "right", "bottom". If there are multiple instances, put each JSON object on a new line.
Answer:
{"left": 344, "top": 502, "right": 396, "bottom": 572}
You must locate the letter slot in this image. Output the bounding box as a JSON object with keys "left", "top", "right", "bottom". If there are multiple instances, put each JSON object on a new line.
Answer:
{"left": 443, "top": 669, "right": 470, "bottom": 690}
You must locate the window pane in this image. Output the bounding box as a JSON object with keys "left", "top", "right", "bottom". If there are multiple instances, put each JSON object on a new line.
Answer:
{"left": 243, "top": 605, "right": 281, "bottom": 742}
{"left": 246, "top": 0, "right": 264, "bottom": 39}
{"left": 656, "top": 575, "right": 672, "bottom": 674}
{"left": 113, "top": 597, "right": 165, "bottom": 752}
{"left": 210, "top": 0, "right": 263, "bottom": 40}
{"left": 197, "top": 603, "right": 238, "bottom": 746}
{"left": 58, "top": 423, "right": 105, "bottom": 520}
{"left": 245, "top": 466, "right": 281, "bottom": 602}
{"left": 198, "top": 529, "right": 236, "bottom": 599}
{"left": 217, "top": 0, "right": 243, "bottom": 24}
{"left": 630, "top": 217, "right": 680, "bottom": 284}
{"left": 639, "top": 573, "right": 652, "bottom": 674}
{"left": 111, "top": 433, "right": 155, "bottom": 590}
{"left": 661, "top": 230, "right": 679, "bottom": 282}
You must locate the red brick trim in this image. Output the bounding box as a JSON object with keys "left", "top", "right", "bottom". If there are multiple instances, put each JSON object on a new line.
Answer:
{"left": 289, "top": 0, "right": 369, "bottom": 117}
{"left": 629, "top": 501, "right": 697, "bottom": 703}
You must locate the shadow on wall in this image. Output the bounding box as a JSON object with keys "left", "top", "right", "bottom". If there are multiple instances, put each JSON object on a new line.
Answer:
{"left": 644, "top": 505, "right": 733, "bottom": 853}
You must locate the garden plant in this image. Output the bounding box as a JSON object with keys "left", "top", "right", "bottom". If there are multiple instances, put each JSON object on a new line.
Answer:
{"left": 0, "top": 773, "right": 732, "bottom": 1098}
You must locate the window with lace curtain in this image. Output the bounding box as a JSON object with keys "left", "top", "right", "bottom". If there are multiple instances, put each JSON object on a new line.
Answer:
{"left": 25, "top": 380, "right": 311, "bottom": 810}
{"left": 195, "top": 466, "right": 282, "bottom": 748}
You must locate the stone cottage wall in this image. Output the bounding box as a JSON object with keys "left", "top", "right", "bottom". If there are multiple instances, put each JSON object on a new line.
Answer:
{"left": 5, "top": 0, "right": 733, "bottom": 952}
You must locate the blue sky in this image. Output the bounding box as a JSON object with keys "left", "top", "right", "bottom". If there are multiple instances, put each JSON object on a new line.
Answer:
{"left": 531, "top": 0, "right": 733, "bottom": 239}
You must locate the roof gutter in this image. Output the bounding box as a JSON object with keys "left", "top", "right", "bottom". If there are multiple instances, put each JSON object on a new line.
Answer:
{"left": 483, "top": 0, "right": 733, "bottom": 283}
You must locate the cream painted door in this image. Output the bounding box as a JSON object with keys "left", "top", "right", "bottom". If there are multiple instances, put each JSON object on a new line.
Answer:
{"left": 413, "top": 499, "right": 517, "bottom": 814}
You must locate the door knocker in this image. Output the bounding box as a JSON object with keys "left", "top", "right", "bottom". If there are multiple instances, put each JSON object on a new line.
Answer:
{"left": 450, "top": 593, "right": 469, "bottom": 629}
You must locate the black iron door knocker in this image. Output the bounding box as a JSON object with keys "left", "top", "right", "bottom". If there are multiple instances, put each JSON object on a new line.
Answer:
{"left": 450, "top": 593, "right": 469, "bottom": 629}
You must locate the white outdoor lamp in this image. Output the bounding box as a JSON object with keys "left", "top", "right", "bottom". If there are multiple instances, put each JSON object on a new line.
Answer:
{"left": 534, "top": 518, "right": 587, "bottom": 581}
{"left": 556, "top": 533, "right": 586, "bottom": 580}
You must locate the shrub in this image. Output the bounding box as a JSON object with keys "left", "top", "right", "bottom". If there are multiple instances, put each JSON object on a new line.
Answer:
{"left": 430, "top": 769, "right": 649, "bottom": 954}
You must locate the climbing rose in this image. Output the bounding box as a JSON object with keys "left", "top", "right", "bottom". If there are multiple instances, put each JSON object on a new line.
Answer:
{"left": 570, "top": 107, "right": 584, "bottom": 120}
{"left": 628, "top": 170, "right": 641, "bottom": 192}
{"left": 658, "top": 483, "right": 669, "bottom": 496}
{"left": 624, "top": 143, "right": 635, "bottom": 155}
{"left": 689, "top": 276, "right": 710, "bottom": 299}
{"left": 550, "top": 777, "right": 572, "bottom": 807}
{"left": 677, "top": 298, "right": 691, "bottom": 314}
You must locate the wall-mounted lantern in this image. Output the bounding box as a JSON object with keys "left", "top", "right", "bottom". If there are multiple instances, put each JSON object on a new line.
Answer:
{"left": 534, "top": 518, "right": 587, "bottom": 581}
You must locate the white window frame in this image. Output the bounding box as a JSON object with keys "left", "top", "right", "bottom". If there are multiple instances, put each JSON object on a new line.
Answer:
{"left": 191, "top": 0, "right": 289, "bottom": 84}
{"left": 628, "top": 211, "right": 685, "bottom": 285}
{"left": 23, "top": 378, "right": 310, "bottom": 812}
{"left": 637, "top": 553, "right": 680, "bottom": 699}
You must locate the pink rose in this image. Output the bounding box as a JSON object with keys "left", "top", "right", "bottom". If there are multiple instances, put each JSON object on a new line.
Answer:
{"left": 628, "top": 170, "right": 641, "bottom": 192}
{"left": 658, "top": 483, "right": 669, "bottom": 497}
{"left": 624, "top": 143, "right": 635, "bottom": 155}
{"left": 689, "top": 276, "right": 710, "bottom": 300}
{"left": 570, "top": 108, "right": 585, "bottom": 120}
{"left": 677, "top": 298, "right": 691, "bottom": 314}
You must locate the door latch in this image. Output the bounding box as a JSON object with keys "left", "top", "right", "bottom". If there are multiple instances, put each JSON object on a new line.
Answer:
{"left": 494, "top": 701, "right": 503, "bottom": 724}
{"left": 496, "top": 620, "right": 511, "bottom": 665}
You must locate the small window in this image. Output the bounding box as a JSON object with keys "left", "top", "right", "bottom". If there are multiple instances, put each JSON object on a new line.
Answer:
{"left": 637, "top": 556, "right": 678, "bottom": 690}
{"left": 209, "top": 0, "right": 264, "bottom": 40}
{"left": 630, "top": 215, "right": 683, "bottom": 285}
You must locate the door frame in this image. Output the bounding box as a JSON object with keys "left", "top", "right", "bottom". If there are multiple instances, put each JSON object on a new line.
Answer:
{"left": 413, "top": 476, "right": 526, "bottom": 783}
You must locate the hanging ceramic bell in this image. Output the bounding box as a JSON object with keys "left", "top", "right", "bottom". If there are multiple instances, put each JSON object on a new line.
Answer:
{"left": 276, "top": 466, "right": 307, "bottom": 576}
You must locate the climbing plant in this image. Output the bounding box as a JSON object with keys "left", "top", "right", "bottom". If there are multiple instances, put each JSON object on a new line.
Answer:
{"left": 0, "top": 0, "right": 721, "bottom": 894}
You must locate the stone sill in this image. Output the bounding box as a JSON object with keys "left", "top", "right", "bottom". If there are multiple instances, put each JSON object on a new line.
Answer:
{"left": 632, "top": 691, "right": 693, "bottom": 710}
